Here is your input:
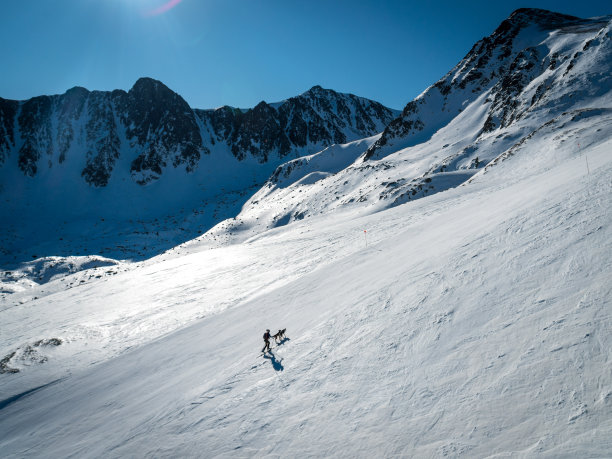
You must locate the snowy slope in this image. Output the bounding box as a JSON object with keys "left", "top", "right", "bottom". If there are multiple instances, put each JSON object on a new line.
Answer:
{"left": 222, "top": 10, "right": 612, "bottom": 238}
{"left": 0, "top": 119, "right": 611, "bottom": 457}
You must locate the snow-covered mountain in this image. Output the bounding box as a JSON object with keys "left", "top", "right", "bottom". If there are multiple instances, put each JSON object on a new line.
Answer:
{"left": 0, "top": 79, "right": 397, "bottom": 186}
{"left": 226, "top": 8, "right": 612, "bottom": 235}
{"left": 0, "top": 82, "right": 398, "bottom": 267}
{"left": 1, "top": 8, "right": 611, "bottom": 457}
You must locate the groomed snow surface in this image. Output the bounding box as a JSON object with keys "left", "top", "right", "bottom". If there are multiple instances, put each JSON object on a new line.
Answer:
{"left": 1, "top": 136, "right": 611, "bottom": 456}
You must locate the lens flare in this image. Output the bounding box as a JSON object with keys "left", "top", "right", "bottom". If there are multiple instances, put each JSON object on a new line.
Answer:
{"left": 145, "top": 0, "right": 183, "bottom": 17}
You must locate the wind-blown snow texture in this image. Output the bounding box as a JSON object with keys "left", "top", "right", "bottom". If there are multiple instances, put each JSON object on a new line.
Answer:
{"left": 1, "top": 8, "right": 611, "bottom": 458}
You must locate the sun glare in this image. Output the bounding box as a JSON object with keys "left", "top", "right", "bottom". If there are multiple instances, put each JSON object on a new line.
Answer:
{"left": 143, "top": 0, "right": 183, "bottom": 17}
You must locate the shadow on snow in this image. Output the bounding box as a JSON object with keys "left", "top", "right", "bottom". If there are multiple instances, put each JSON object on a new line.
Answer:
{"left": 263, "top": 351, "right": 284, "bottom": 372}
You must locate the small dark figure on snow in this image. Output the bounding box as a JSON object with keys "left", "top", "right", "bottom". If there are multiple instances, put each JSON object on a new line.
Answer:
{"left": 273, "top": 328, "right": 286, "bottom": 343}
{"left": 262, "top": 329, "right": 271, "bottom": 353}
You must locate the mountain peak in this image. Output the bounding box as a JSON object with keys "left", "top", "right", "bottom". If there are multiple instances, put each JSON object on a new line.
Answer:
{"left": 64, "top": 86, "right": 90, "bottom": 97}
{"left": 303, "top": 85, "right": 333, "bottom": 97}
{"left": 504, "top": 8, "right": 582, "bottom": 29}
{"left": 129, "top": 77, "right": 172, "bottom": 96}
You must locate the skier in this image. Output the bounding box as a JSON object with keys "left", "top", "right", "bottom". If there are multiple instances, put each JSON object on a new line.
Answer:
{"left": 262, "top": 329, "right": 272, "bottom": 353}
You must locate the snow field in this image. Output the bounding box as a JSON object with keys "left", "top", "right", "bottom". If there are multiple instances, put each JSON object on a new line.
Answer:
{"left": 0, "top": 135, "right": 610, "bottom": 457}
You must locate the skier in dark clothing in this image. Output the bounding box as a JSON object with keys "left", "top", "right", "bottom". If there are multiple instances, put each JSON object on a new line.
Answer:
{"left": 262, "top": 329, "right": 271, "bottom": 353}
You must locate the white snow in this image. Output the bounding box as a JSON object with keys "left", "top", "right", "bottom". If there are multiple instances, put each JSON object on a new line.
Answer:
{"left": 1, "top": 125, "right": 611, "bottom": 456}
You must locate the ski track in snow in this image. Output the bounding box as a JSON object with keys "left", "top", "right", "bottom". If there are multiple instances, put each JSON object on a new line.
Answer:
{"left": 0, "top": 136, "right": 610, "bottom": 457}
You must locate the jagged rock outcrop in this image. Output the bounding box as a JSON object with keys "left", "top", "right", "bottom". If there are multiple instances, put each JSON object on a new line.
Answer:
{"left": 57, "top": 86, "right": 89, "bottom": 164}
{"left": 118, "top": 78, "right": 204, "bottom": 185}
{"left": 18, "top": 96, "right": 56, "bottom": 177}
{"left": 81, "top": 91, "right": 120, "bottom": 187}
{"left": 195, "top": 85, "right": 398, "bottom": 162}
{"left": 0, "top": 98, "right": 18, "bottom": 166}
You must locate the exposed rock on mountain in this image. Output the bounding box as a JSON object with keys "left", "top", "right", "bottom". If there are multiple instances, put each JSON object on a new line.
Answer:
{"left": 0, "top": 79, "right": 398, "bottom": 187}
{"left": 194, "top": 85, "right": 397, "bottom": 162}
{"left": 363, "top": 8, "right": 606, "bottom": 161}
{"left": 119, "top": 78, "right": 204, "bottom": 185}
{"left": 81, "top": 91, "right": 120, "bottom": 186}
{"left": 17, "top": 96, "right": 54, "bottom": 177}
{"left": 0, "top": 98, "right": 18, "bottom": 166}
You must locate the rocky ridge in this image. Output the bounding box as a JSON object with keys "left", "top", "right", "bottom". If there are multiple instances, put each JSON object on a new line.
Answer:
{"left": 196, "top": 85, "right": 395, "bottom": 163}
{"left": 0, "top": 80, "right": 398, "bottom": 187}
{"left": 363, "top": 8, "right": 605, "bottom": 161}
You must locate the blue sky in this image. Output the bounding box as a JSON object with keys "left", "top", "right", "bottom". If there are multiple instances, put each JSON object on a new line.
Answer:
{"left": 1, "top": 0, "right": 609, "bottom": 110}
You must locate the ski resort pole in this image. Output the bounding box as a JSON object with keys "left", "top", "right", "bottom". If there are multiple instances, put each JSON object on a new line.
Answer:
{"left": 579, "top": 143, "right": 590, "bottom": 175}
{"left": 586, "top": 155, "right": 591, "bottom": 175}
{"left": 585, "top": 152, "right": 591, "bottom": 175}
{"left": 364, "top": 230, "right": 368, "bottom": 248}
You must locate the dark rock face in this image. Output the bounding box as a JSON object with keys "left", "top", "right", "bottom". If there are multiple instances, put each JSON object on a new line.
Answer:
{"left": 482, "top": 47, "right": 542, "bottom": 132}
{"left": 18, "top": 96, "right": 54, "bottom": 176}
{"left": 0, "top": 98, "right": 18, "bottom": 166}
{"left": 231, "top": 101, "right": 289, "bottom": 161}
{"left": 364, "top": 8, "right": 589, "bottom": 161}
{"left": 118, "top": 78, "right": 205, "bottom": 184}
{"left": 57, "top": 87, "right": 88, "bottom": 164}
{"left": 2, "top": 78, "right": 208, "bottom": 186}
{"left": 81, "top": 92, "right": 120, "bottom": 187}
{"left": 196, "top": 85, "right": 397, "bottom": 164}
{"left": 2, "top": 79, "right": 397, "bottom": 186}
{"left": 281, "top": 86, "right": 396, "bottom": 147}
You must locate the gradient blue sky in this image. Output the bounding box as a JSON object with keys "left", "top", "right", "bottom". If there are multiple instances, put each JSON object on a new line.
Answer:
{"left": 1, "top": 0, "right": 609, "bottom": 110}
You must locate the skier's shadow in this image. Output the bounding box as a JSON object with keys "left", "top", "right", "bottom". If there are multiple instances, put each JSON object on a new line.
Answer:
{"left": 263, "top": 351, "right": 284, "bottom": 372}
{"left": 275, "top": 337, "right": 290, "bottom": 347}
